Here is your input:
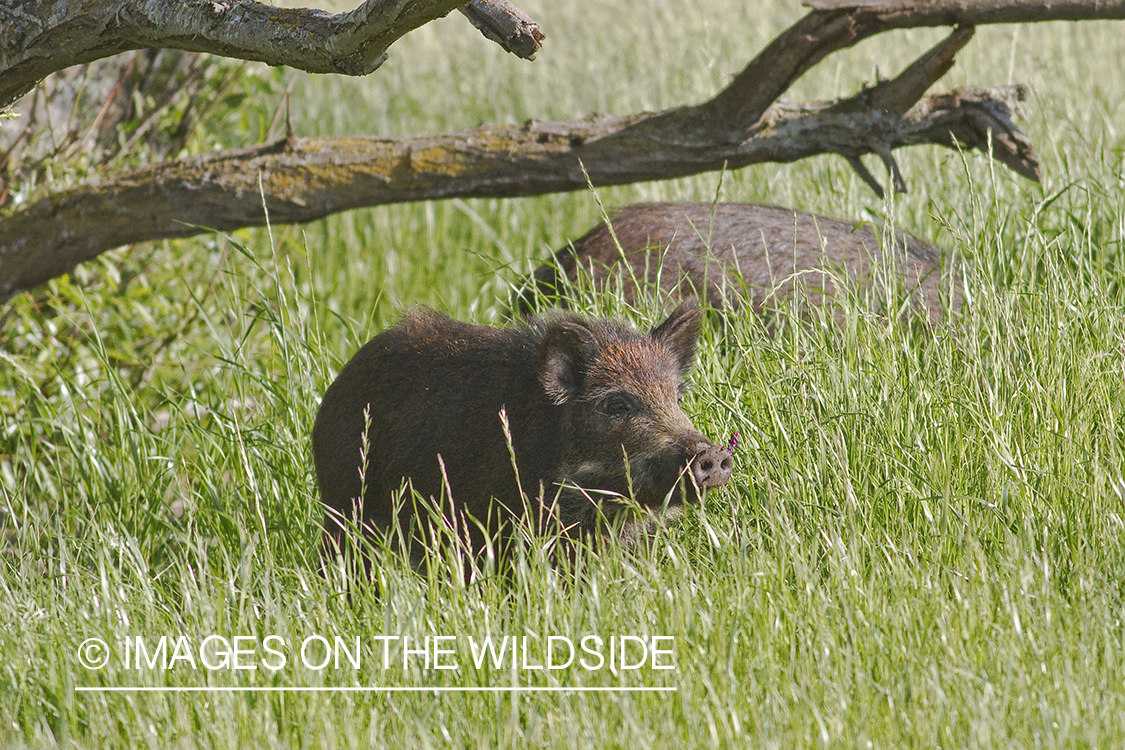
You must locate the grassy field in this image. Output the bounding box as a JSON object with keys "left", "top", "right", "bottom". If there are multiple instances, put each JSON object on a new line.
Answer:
{"left": 3, "top": 0, "right": 1125, "bottom": 747}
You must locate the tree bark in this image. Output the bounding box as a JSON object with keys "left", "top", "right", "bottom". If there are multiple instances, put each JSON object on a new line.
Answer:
{"left": 0, "top": 0, "right": 545, "bottom": 110}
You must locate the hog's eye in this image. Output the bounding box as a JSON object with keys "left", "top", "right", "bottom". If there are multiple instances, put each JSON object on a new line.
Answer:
{"left": 604, "top": 393, "right": 638, "bottom": 420}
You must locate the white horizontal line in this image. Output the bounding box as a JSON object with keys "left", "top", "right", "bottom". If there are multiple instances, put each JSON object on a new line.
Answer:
{"left": 76, "top": 686, "right": 676, "bottom": 693}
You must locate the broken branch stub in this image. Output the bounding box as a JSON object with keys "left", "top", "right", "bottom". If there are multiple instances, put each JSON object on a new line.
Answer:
{"left": 459, "top": 0, "right": 546, "bottom": 60}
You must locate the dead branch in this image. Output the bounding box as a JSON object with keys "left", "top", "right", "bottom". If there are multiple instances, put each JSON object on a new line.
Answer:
{"left": 0, "top": 0, "right": 545, "bottom": 111}
{"left": 0, "top": 83, "right": 1032, "bottom": 300}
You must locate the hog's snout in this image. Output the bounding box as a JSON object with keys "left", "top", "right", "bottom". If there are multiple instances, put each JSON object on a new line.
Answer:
{"left": 690, "top": 443, "right": 733, "bottom": 489}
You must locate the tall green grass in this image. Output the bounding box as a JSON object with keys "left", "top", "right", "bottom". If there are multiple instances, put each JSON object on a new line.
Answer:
{"left": 3, "top": 1, "right": 1125, "bottom": 746}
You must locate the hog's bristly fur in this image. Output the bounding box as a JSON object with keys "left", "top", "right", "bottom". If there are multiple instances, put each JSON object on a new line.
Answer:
{"left": 312, "top": 303, "right": 732, "bottom": 568}
{"left": 525, "top": 202, "right": 961, "bottom": 321}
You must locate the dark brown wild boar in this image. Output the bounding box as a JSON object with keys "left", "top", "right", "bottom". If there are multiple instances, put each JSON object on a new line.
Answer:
{"left": 313, "top": 303, "right": 732, "bottom": 567}
{"left": 526, "top": 202, "right": 960, "bottom": 320}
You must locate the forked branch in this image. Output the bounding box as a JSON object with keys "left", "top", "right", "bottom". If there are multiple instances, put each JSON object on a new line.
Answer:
{"left": 707, "top": 0, "right": 1125, "bottom": 130}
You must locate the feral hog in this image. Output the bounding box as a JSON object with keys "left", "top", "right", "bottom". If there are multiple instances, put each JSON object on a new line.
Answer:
{"left": 527, "top": 202, "right": 960, "bottom": 320}
{"left": 313, "top": 303, "right": 732, "bottom": 566}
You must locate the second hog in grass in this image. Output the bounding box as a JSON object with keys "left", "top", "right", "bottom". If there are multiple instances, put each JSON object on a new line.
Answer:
{"left": 527, "top": 202, "right": 961, "bottom": 320}
{"left": 313, "top": 303, "right": 732, "bottom": 566}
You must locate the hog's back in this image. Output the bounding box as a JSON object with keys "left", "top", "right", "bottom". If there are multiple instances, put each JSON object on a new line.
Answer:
{"left": 533, "top": 202, "right": 960, "bottom": 319}
{"left": 312, "top": 310, "right": 565, "bottom": 542}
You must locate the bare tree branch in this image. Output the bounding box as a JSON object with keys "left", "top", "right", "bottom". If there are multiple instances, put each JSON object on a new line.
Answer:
{"left": 806, "top": 0, "right": 1125, "bottom": 21}
{"left": 704, "top": 0, "right": 1125, "bottom": 130}
{"left": 2, "top": 0, "right": 1121, "bottom": 300}
{"left": 0, "top": 84, "right": 1032, "bottom": 301}
{"left": 0, "top": 0, "right": 545, "bottom": 110}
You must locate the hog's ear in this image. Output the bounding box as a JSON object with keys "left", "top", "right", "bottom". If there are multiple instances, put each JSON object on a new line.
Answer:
{"left": 649, "top": 302, "right": 702, "bottom": 375}
{"left": 539, "top": 321, "right": 594, "bottom": 405}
